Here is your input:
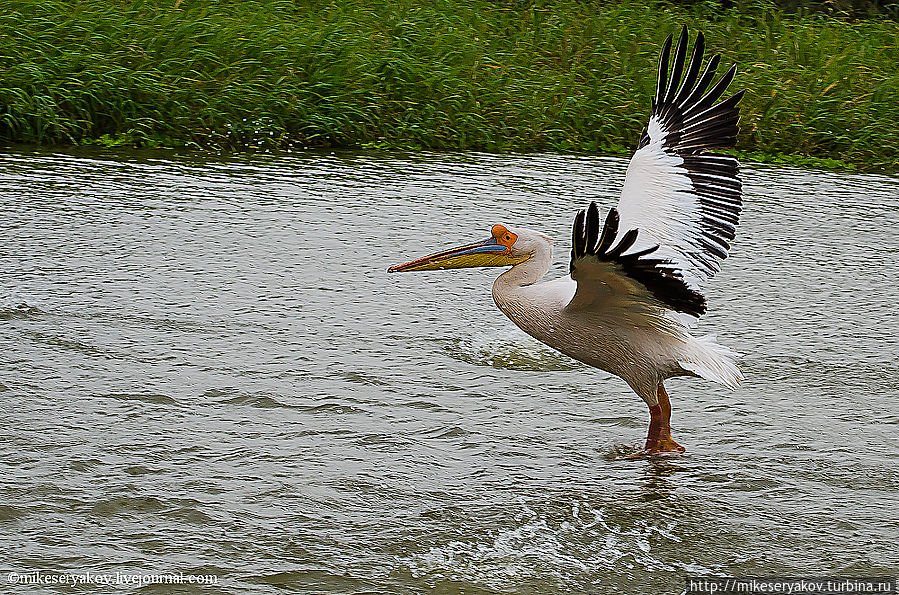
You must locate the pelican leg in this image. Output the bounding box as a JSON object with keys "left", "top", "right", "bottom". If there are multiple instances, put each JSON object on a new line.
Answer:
{"left": 628, "top": 383, "right": 685, "bottom": 458}
{"left": 653, "top": 383, "right": 686, "bottom": 454}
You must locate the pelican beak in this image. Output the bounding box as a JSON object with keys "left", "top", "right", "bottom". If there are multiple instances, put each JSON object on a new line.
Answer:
{"left": 388, "top": 236, "right": 525, "bottom": 272}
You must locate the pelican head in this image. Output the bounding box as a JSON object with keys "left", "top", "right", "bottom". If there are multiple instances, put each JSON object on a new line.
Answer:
{"left": 388, "top": 224, "right": 548, "bottom": 273}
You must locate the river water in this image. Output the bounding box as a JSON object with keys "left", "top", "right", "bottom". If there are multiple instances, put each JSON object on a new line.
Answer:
{"left": 1, "top": 148, "right": 897, "bottom": 593}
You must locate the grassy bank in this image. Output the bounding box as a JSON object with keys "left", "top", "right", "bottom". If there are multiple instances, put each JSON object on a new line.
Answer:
{"left": 1, "top": 0, "right": 897, "bottom": 170}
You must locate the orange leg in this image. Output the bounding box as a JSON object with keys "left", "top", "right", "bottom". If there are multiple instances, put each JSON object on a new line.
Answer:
{"left": 629, "top": 383, "right": 685, "bottom": 457}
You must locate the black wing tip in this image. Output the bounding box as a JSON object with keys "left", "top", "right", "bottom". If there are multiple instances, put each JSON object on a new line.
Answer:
{"left": 649, "top": 27, "right": 744, "bottom": 155}
{"left": 656, "top": 33, "right": 674, "bottom": 105}
{"left": 570, "top": 208, "right": 587, "bottom": 272}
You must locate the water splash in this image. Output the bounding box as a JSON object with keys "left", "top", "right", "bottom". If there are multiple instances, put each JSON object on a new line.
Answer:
{"left": 440, "top": 330, "right": 582, "bottom": 371}
{"left": 400, "top": 498, "right": 705, "bottom": 591}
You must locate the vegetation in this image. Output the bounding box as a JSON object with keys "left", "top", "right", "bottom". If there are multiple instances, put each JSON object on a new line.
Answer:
{"left": 0, "top": 0, "right": 897, "bottom": 170}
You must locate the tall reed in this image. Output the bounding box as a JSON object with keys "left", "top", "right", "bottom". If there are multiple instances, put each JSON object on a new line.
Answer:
{"left": 0, "top": 0, "right": 896, "bottom": 170}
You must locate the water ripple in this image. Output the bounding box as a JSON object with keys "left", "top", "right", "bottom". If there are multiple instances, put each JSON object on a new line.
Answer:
{"left": 1, "top": 148, "right": 897, "bottom": 592}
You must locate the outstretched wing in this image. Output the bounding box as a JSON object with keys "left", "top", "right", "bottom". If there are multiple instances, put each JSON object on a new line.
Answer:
{"left": 568, "top": 201, "right": 706, "bottom": 317}
{"left": 615, "top": 26, "right": 744, "bottom": 291}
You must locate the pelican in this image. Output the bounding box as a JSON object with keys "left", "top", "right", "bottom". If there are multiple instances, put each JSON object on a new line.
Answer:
{"left": 388, "top": 27, "right": 745, "bottom": 457}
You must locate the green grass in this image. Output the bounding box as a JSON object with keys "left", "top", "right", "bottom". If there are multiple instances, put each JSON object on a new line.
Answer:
{"left": 0, "top": 0, "right": 897, "bottom": 170}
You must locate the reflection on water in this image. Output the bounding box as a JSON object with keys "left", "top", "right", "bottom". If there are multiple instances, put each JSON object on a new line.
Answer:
{"left": 1, "top": 147, "right": 898, "bottom": 593}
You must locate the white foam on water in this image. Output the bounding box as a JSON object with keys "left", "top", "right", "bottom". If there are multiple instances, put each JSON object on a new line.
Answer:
{"left": 399, "top": 498, "right": 716, "bottom": 590}
{"left": 441, "top": 327, "right": 582, "bottom": 372}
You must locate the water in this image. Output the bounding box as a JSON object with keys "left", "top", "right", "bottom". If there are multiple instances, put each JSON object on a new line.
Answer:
{"left": 2, "top": 147, "right": 897, "bottom": 594}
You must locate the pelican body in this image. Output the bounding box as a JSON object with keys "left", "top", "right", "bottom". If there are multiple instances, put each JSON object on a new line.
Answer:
{"left": 389, "top": 27, "right": 745, "bottom": 456}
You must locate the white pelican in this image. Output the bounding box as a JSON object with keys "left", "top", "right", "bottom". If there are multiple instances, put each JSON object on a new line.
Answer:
{"left": 389, "top": 27, "right": 745, "bottom": 457}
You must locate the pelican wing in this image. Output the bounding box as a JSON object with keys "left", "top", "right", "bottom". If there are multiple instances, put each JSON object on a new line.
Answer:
{"left": 614, "top": 27, "right": 744, "bottom": 291}
{"left": 568, "top": 201, "right": 705, "bottom": 317}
